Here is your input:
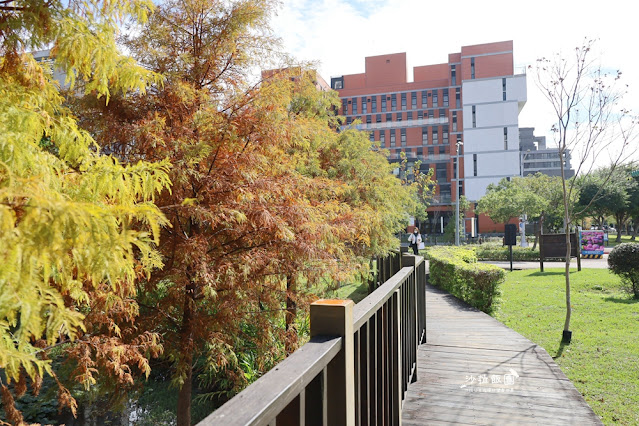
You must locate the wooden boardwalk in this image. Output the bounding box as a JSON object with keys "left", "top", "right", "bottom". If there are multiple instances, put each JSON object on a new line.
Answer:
{"left": 402, "top": 284, "right": 602, "bottom": 425}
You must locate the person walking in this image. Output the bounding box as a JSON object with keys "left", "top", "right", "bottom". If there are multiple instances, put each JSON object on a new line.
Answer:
{"left": 408, "top": 228, "right": 422, "bottom": 255}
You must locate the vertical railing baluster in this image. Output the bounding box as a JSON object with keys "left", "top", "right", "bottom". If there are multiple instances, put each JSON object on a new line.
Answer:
{"left": 305, "top": 368, "right": 327, "bottom": 426}
{"left": 375, "top": 309, "right": 384, "bottom": 425}
{"left": 369, "top": 314, "right": 376, "bottom": 426}
{"left": 354, "top": 330, "right": 360, "bottom": 426}
{"left": 391, "top": 289, "right": 402, "bottom": 424}
{"left": 360, "top": 323, "right": 369, "bottom": 426}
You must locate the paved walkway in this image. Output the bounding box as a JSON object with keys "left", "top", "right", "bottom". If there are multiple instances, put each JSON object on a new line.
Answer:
{"left": 401, "top": 284, "right": 602, "bottom": 425}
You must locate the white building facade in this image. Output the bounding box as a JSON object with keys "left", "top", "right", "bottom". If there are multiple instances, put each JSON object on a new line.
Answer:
{"left": 462, "top": 74, "right": 527, "bottom": 201}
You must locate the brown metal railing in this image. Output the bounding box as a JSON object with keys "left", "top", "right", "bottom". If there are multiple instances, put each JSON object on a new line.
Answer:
{"left": 199, "top": 255, "right": 426, "bottom": 426}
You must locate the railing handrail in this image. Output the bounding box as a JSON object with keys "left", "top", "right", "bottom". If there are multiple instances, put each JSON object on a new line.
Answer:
{"left": 199, "top": 335, "right": 342, "bottom": 426}
{"left": 354, "top": 266, "right": 413, "bottom": 330}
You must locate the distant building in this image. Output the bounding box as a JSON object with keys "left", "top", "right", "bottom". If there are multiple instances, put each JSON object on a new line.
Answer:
{"left": 32, "top": 49, "right": 68, "bottom": 88}
{"left": 330, "top": 41, "right": 527, "bottom": 234}
{"left": 519, "top": 127, "right": 574, "bottom": 178}
{"left": 261, "top": 67, "right": 330, "bottom": 91}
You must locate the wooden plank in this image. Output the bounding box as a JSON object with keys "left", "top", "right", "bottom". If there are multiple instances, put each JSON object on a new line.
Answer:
{"left": 401, "top": 282, "right": 603, "bottom": 425}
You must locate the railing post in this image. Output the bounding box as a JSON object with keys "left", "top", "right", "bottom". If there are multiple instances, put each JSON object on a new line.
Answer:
{"left": 310, "top": 300, "right": 355, "bottom": 426}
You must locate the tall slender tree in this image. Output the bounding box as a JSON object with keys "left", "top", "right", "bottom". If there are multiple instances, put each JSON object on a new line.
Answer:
{"left": 532, "top": 38, "right": 639, "bottom": 342}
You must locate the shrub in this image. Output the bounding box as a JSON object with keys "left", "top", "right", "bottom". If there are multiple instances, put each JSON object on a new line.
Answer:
{"left": 475, "top": 244, "right": 540, "bottom": 261}
{"left": 608, "top": 243, "right": 639, "bottom": 298}
{"left": 426, "top": 246, "right": 505, "bottom": 313}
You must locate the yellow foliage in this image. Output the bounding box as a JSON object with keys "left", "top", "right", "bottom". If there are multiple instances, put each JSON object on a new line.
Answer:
{"left": 0, "top": 0, "right": 171, "bottom": 401}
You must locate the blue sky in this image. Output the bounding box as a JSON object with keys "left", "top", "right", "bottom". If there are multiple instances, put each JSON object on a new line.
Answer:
{"left": 271, "top": 0, "right": 639, "bottom": 170}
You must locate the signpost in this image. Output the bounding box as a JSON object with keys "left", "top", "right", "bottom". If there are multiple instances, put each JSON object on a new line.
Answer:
{"left": 579, "top": 230, "right": 605, "bottom": 259}
{"left": 504, "top": 224, "right": 517, "bottom": 271}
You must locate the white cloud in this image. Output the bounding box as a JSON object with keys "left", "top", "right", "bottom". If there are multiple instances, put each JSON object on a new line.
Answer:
{"left": 272, "top": 0, "right": 639, "bottom": 169}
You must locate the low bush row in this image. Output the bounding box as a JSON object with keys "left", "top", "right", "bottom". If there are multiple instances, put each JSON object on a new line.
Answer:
{"left": 427, "top": 246, "right": 505, "bottom": 313}
{"left": 474, "top": 244, "right": 540, "bottom": 261}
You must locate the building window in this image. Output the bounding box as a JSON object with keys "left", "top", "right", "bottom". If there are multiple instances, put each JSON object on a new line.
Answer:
{"left": 369, "top": 131, "right": 374, "bottom": 141}
{"left": 428, "top": 146, "right": 435, "bottom": 157}
{"left": 443, "top": 89, "right": 449, "bottom": 107}
{"left": 428, "top": 110, "right": 434, "bottom": 119}
{"left": 451, "top": 65, "right": 456, "bottom": 86}
{"left": 342, "top": 99, "right": 348, "bottom": 115}
{"left": 401, "top": 128, "right": 407, "bottom": 146}
{"left": 473, "top": 154, "right": 478, "bottom": 176}
{"left": 352, "top": 98, "right": 358, "bottom": 115}
{"left": 421, "top": 90, "right": 428, "bottom": 108}
{"left": 472, "top": 105, "right": 476, "bottom": 128}
{"left": 386, "top": 113, "right": 392, "bottom": 122}
{"left": 439, "top": 109, "right": 445, "bottom": 119}
{"left": 391, "top": 95, "right": 397, "bottom": 111}
{"left": 407, "top": 111, "right": 413, "bottom": 120}
{"left": 443, "top": 125, "right": 449, "bottom": 144}
{"left": 401, "top": 93, "right": 407, "bottom": 110}
{"left": 411, "top": 92, "right": 417, "bottom": 109}
{"left": 380, "top": 131, "right": 386, "bottom": 147}
{"left": 417, "top": 147, "right": 423, "bottom": 159}
{"left": 396, "top": 112, "right": 402, "bottom": 122}
{"left": 471, "top": 57, "right": 475, "bottom": 79}
{"left": 371, "top": 96, "right": 377, "bottom": 113}
{"left": 452, "top": 111, "right": 458, "bottom": 132}
{"left": 418, "top": 111, "right": 423, "bottom": 119}
{"left": 436, "top": 164, "right": 447, "bottom": 180}
{"left": 504, "top": 127, "right": 508, "bottom": 149}
{"left": 362, "top": 98, "right": 367, "bottom": 114}
{"left": 376, "top": 114, "right": 382, "bottom": 123}
{"left": 502, "top": 78, "right": 507, "bottom": 101}
{"left": 390, "top": 129, "right": 396, "bottom": 147}
{"left": 366, "top": 115, "right": 372, "bottom": 124}
{"left": 432, "top": 91, "right": 438, "bottom": 107}
{"left": 381, "top": 95, "right": 387, "bottom": 112}
{"left": 422, "top": 128, "right": 428, "bottom": 144}
{"left": 433, "top": 128, "right": 439, "bottom": 144}
{"left": 346, "top": 117, "right": 352, "bottom": 125}
{"left": 455, "top": 88, "right": 461, "bottom": 108}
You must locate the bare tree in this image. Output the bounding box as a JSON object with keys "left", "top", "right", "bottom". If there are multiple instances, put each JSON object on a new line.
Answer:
{"left": 532, "top": 38, "right": 639, "bottom": 343}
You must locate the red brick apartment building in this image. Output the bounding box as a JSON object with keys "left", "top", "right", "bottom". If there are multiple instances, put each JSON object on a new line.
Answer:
{"left": 331, "top": 41, "right": 527, "bottom": 235}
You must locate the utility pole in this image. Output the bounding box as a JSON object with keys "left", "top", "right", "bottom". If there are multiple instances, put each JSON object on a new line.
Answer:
{"left": 455, "top": 141, "right": 462, "bottom": 246}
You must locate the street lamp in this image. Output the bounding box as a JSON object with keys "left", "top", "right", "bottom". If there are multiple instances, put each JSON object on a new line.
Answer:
{"left": 455, "top": 141, "right": 463, "bottom": 246}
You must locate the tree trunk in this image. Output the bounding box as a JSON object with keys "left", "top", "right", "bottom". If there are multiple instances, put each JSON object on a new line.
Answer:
{"left": 632, "top": 217, "right": 638, "bottom": 241}
{"left": 533, "top": 214, "right": 543, "bottom": 251}
{"left": 615, "top": 213, "right": 627, "bottom": 242}
{"left": 563, "top": 232, "right": 571, "bottom": 335}
{"left": 177, "top": 281, "right": 196, "bottom": 426}
{"left": 285, "top": 275, "right": 298, "bottom": 354}
{"left": 177, "top": 363, "right": 193, "bottom": 426}
{"left": 559, "top": 148, "right": 571, "bottom": 342}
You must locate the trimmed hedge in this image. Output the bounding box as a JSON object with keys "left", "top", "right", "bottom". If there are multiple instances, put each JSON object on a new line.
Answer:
{"left": 427, "top": 246, "right": 505, "bottom": 313}
{"left": 475, "top": 245, "right": 540, "bottom": 261}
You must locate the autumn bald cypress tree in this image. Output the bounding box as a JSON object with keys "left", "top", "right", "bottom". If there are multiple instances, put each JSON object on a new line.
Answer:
{"left": 0, "top": 0, "right": 172, "bottom": 421}
{"left": 72, "top": 0, "right": 414, "bottom": 423}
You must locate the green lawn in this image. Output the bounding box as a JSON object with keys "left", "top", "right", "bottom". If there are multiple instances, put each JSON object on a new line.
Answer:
{"left": 606, "top": 233, "right": 637, "bottom": 247}
{"left": 493, "top": 268, "right": 639, "bottom": 425}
